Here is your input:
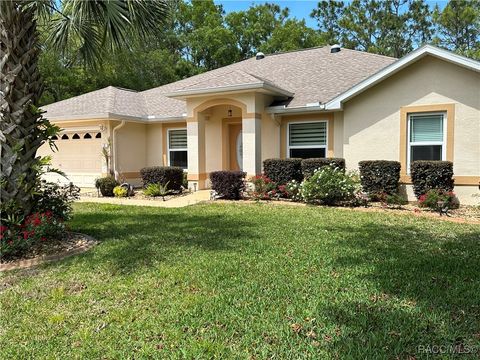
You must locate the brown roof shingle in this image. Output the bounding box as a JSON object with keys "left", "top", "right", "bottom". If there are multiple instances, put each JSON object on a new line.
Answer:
{"left": 43, "top": 46, "right": 396, "bottom": 120}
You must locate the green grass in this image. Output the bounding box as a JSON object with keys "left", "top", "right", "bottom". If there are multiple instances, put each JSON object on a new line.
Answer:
{"left": 1, "top": 203, "right": 479, "bottom": 359}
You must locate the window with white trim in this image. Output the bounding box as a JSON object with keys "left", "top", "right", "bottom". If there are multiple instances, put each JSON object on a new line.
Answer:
{"left": 288, "top": 121, "right": 327, "bottom": 158}
{"left": 168, "top": 129, "right": 187, "bottom": 169}
{"left": 407, "top": 113, "right": 445, "bottom": 168}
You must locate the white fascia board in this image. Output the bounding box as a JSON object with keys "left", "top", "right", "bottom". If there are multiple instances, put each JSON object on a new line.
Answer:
{"left": 266, "top": 103, "right": 326, "bottom": 114}
{"left": 325, "top": 45, "right": 480, "bottom": 110}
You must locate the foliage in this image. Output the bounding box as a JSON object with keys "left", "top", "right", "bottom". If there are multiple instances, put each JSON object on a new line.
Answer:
{"left": 0, "top": 211, "right": 66, "bottom": 260}
{"left": 250, "top": 175, "right": 278, "bottom": 200}
{"left": 311, "top": 0, "right": 433, "bottom": 58}
{"left": 113, "top": 186, "right": 128, "bottom": 198}
{"left": 263, "top": 158, "right": 303, "bottom": 185}
{"left": 144, "top": 182, "right": 171, "bottom": 200}
{"left": 301, "top": 158, "right": 346, "bottom": 178}
{"left": 300, "top": 166, "right": 360, "bottom": 205}
{"left": 140, "top": 166, "right": 184, "bottom": 192}
{"left": 376, "top": 192, "right": 408, "bottom": 208}
{"left": 33, "top": 181, "right": 80, "bottom": 221}
{"left": 209, "top": 171, "right": 246, "bottom": 200}
{"left": 432, "top": 1, "right": 480, "bottom": 60}
{"left": 419, "top": 189, "right": 459, "bottom": 210}
{"left": 410, "top": 160, "right": 454, "bottom": 199}
{"left": 284, "top": 180, "right": 302, "bottom": 201}
{"left": 95, "top": 176, "right": 119, "bottom": 197}
{"left": 358, "top": 160, "right": 401, "bottom": 197}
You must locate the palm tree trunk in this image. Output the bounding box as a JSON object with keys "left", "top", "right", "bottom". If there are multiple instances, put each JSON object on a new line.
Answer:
{"left": 0, "top": 1, "right": 46, "bottom": 219}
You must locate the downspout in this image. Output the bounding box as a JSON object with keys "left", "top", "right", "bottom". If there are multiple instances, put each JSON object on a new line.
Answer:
{"left": 112, "top": 120, "right": 126, "bottom": 181}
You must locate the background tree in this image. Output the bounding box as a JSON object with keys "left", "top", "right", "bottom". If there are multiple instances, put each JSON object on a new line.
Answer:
{"left": 0, "top": 0, "right": 169, "bottom": 219}
{"left": 310, "top": 0, "right": 345, "bottom": 45}
{"left": 432, "top": 0, "right": 480, "bottom": 59}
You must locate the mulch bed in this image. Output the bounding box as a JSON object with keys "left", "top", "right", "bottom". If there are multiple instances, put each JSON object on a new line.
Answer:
{"left": 81, "top": 188, "right": 190, "bottom": 202}
{"left": 0, "top": 232, "right": 97, "bottom": 271}
{"left": 215, "top": 199, "right": 480, "bottom": 225}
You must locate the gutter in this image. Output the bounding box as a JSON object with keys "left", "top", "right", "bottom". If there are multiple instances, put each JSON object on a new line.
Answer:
{"left": 112, "top": 120, "right": 126, "bottom": 179}
{"left": 266, "top": 103, "right": 330, "bottom": 114}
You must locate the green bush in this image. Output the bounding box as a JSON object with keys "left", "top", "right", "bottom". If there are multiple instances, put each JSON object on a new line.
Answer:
{"left": 410, "top": 161, "right": 454, "bottom": 198}
{"left": 210, "top": 171, "right": 246, "bottom": 200}
{"left": 263, "top": 158, "right": 302, "bottom": 185}
{"left": 301, "top": 158, "right": 345, "bottom": 178}
{"left": 113, "top": 186, "right": 128, "bottom": 198}
{"left": 300, "top": 166, "right": 360, "bottom": 205}
{"left": 140, "top": 166, "right": 184, "bottom": 192}
{"left": 144, "top": 182, "right": 170, "bottom": 200}
{"left": 95, "top": 176, "right": 119, "bottom": 197}
{"left": 419, "top": 189, "right": 459, "bottom": 210}
{"left": 358, "top": 160, "right": 401, "bottom": 197}
{"left": 376, "top": 192, "right": 408, "bottom": 208}
{"left": 33, "top": 181, "right": 80, "bottom": 221}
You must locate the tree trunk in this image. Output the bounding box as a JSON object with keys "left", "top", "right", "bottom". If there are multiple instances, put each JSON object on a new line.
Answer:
{"left": 0, "top": 2, "right": 46, "bottom": 219}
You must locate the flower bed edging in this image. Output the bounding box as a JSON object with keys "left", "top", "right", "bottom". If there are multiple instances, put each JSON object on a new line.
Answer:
{"left": 0, "top": 232, "right": 98, "bottom": 272}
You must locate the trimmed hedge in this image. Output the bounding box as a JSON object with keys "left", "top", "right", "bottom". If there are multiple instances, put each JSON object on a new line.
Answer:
{"left": 301, "top": 158, "right": 345, "bottom": 178}
{"left": 263, "top": 158, "right": 302, "bottom": 185}
{"left": 410, "top": 161, "right": 454, "bottom": 198}
{"left": 358, "top": 160, "right": 401, "bottom": 196}
{"left": 140, "top": 166, "right": 184, "bottom": 191}
{"left": 210, "top": 171, "right": 246, "bottom": 200}
{"left": 95, "top": 176, "right": 119, "bottom": 197}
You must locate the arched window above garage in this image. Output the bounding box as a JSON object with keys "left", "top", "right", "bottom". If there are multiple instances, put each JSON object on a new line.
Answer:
{"left": 84, "top": 133, "right": 92, "bottom": 139}
{"left": 95, "top": 132, "right": 102, "bottom": 139}
{"left": 72, "top": 133, "right": 80, "bottom": 139}
{"left": 61, "top": 134, "right": 69, "bottom": 140}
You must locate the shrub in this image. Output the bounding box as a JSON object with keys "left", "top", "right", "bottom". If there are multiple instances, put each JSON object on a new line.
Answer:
{"left": 358, "top": 160, "right": 401, "bottom": 197}
{"left": 263, "top": 158, "right": 302, "bottom": 185}
{"left": 95, "top": 176, "right": 119, "bottom": 197}
{"left": 410, "top": 161, "right": 454, "bottom": 198}
{"left": 0, "top": 212, "right": 66, "bottom": 260}
{"left": 376, "top": 192, "right": 408, "bottom": 208}
{"left": 250, "top": 175, "right": 277, "bottom": 200}
{"left": 300, "top": 166, "right": 359, "bottom": 205}
{"left": 419, "top": 189, "right": 459, "bottom": 210}
{"left": 283, "top": 180, "right": 302, "bottom": 201}
{"left": 144, "top": 182, "right": 170, "bottom": 200}
{"left": 301, "top": 158, "right": 346, "bottom": 178}
{"left": 140, "top": 166, "right": 184, "bottom": 192}
{"left": 210, "top": 171, "right": 246, "bottom": 200}
{"left": 33, "top": 181, "right": 80, "bottom": 221}
{"left": 113, "top": 186, "right": 128, "bottom": 198}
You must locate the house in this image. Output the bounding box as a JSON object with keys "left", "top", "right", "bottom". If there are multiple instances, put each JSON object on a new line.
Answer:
{"left": 39, "top": 45, "right": 480, "bottom": 204}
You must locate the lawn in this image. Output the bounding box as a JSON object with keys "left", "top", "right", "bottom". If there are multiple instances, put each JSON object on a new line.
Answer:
{"left": 1, "top": 203, "right": 479, "bottom": 359}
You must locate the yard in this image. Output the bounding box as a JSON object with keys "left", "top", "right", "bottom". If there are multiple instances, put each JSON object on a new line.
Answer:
{"left": 1, "top": 202, "right": 479, "bottom": 358}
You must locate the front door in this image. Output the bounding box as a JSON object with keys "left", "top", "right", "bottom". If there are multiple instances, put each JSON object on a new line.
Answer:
{"left": 228, "top": 123, "right": 242, "bottom": 170}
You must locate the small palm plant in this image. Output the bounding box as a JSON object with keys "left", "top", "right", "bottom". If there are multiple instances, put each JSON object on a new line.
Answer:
{"left": 144, "top": 182, "right": 170, "bottom": 201}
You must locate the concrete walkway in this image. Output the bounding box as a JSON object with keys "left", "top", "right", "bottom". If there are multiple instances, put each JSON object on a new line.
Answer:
{"left": 78, "top": 190, "right": 211, "bottom": 208}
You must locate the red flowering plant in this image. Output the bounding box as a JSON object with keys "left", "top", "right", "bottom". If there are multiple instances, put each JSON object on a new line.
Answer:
{"left": 418, "top": 189, "right": 459, "bottom": 211}
{"left": 250, "top": 175, "right": 278, "bottom": 200}
{"left": 0, "top": 212, "right": 66, "bottom": 260}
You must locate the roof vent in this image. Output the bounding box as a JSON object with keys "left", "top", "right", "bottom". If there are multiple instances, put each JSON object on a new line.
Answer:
{"left": 256, "top": 52, "right": 265, "bottom": 60}
{"left": 330, "top": 44, "right": 341, "bottom": 53}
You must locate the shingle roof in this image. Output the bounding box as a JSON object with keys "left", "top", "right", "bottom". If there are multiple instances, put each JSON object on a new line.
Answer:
{"left": 43, "top": 46, "right": 396, "bottom": 120}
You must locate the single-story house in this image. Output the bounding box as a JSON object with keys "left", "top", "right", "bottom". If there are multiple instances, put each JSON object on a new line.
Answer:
{"left": 39, "top": 45, "right": 480, "bottom": 204}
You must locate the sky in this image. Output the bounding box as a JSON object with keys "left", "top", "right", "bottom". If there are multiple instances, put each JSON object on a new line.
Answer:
{"left": 215, "top": 0, "right": 449, "bottom": 29}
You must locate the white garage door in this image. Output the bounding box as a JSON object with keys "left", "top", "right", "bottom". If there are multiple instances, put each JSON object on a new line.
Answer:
{"left": 39, "top": 131, "right": 103, "bottom": 188}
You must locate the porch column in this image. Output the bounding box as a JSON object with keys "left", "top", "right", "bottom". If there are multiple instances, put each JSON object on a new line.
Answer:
{"left": 242, "top": 115, "right": 262, "bottom": 178}
{"left": 187, "top": 116, "right": 206, "bottom": 190}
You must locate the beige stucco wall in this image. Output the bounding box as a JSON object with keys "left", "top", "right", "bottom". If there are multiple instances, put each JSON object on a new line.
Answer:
{"left": 114, "top": 121, "right": 147, "bottom": 184}
{"left": 146, "top": 123, "right": 163, "bottom": 167}
{"left": 342, "top": 55, "right": 480, "bottom": 204}
{"left": 342, "top": 56, "right": 480, "bottom": 174}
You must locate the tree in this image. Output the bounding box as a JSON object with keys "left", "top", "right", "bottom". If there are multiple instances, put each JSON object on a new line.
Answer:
{"left": 0, "top": 0, "right": 169, "bottom": 219}
{"left": 310, "top": 0, "right": 433, "bottom": 57}
{"left": 432, "top": 1, "right": 480, "bottom": 59}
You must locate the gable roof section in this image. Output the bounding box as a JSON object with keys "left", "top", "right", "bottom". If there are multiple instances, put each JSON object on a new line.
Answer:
{"left": 43, "top": 86, "right": 146, "bottom": 121}
{"left": 324, "top": 45, "right": 480, "bottom": 110}
{"left": 167, "top": 69, "right": 294, "bottom": 98}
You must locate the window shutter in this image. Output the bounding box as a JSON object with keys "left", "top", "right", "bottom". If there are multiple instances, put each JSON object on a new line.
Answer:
{"left": 410, "top": 114, "right": 443, "bottom": 142}
{"left": 169, "top": 129, "right": 187, "bottom": 149}
{"left": 289, "top": 122, "right": 327, "bottom": 146}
